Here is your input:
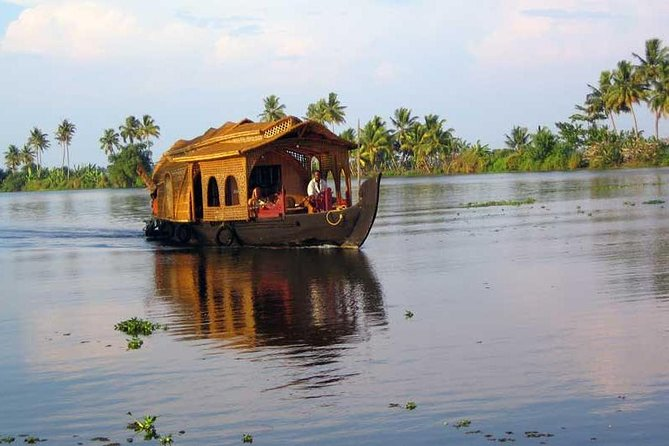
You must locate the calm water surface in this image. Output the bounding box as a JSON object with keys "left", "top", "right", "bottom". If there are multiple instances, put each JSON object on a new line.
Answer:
{"left": 1, "top": 169, "right": 668, "bottom": 445}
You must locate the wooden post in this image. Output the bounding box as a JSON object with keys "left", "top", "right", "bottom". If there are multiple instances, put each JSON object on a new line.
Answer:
{"left": 357, "top": 118, "right": 361, "bottom": 190}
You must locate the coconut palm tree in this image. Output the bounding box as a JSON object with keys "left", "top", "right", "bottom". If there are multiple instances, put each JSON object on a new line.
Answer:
{"left": 648, "top": 64, "right": 669, "bottom": 138}
{"left": 19, "top": 145, "right": 35, "bottom": 176}
{"left": 119, "top": 115, "right": 141, "bottom": 144}
{"left": 411, "top": 114, "right": 454, "bottom": 172}
{"left": 305, "top": 99, "right": 328, "bottom": 124}
{"left": 55, "top": 119, "right": 76, "bottom": 175}
{"left": 607, "top": 61, "right": 646, "bottom": 135}
{"left": 504, "top": 126, "right": 530, "bottom": 151}
{"left": 138, "top": 114, "right": 160, "bottom": 148}
{"left": 390, "top": 107, "right": 418, "bottom": 167}
{"left": 633, "top": 38, "right": 669, "bottom": 80}
{"left": 28, "top": 127, "right": 49, "bottom": 172}
{"left": 4, "top": 144, "right": 21, "bottom": 172}
{"left": 259, "top": 95, "right": 287, "bottom": 122}
{"left": 339, "top": 128, "right": 356, "bottom": 143}
{"left": 359, "top": 116, "right": 391, "bottom": 171}
{"left": 324, "top": 92, "right": 346, "bottom": 130}
{"left": 596, "top": 71, "right": 618, "bottom": 131}
{"left": 100, "top": 128, "right": 120, "bottom": 157}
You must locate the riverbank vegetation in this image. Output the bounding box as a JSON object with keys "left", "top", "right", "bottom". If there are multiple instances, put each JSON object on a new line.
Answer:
{"left": 1, "top": 115, "right": 157, "bottom": 192}
{"left": 2, "top": 38, "right": 669, "bottom": 192}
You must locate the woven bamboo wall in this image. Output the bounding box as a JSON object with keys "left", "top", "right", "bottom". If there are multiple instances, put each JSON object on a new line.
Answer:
{"left": 157, "top": 165, "right": 190, "bottom": 222}
{"left": 174, "top": 165, "right": 192, "bottom": 221}
{"left": 201, "top": 158, "right": 248, "bottom": 222}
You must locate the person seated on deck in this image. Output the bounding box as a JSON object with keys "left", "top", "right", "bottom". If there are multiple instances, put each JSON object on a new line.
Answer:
{"left": 247, "top": 187, "right": 266, "bottom": 219}
{"left": 306, "top": 170, "right": 333, "bottom": 213}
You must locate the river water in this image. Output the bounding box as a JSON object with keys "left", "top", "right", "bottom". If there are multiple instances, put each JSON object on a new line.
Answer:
{"left": 1, "top": 169, "right": 668, "bottom": 445}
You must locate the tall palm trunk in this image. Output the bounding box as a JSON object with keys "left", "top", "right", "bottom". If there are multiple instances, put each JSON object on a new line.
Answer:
{"left": 655, "top": 112, "right": 660, "bottom": 139}
{"left": 609, "top": 113, "right": 617, "bottom": 132}
{"left": 66, "top": 143, "right": 70, "bottom": 179}
{"left": 630, "top": 105, "right": 639, "bottom": 136}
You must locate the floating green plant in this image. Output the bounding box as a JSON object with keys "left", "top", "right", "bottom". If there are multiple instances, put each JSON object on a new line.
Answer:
{"left": 23, "top": 437, "right": 46, "bottom": 444}
{"left": 126, "top": 337, "right": 144, "bottom": 350}
{"left": 159, "top": 434, "right": 173, "bottom": 445}
{"left": 404, "top": 310, "right": 414, "bottom": 319}
{"left": 463, "top": 198, "right": 535, "bottom": 208}
{"left": 127, "top": 414, "right": 159, "bottom": 441}
{"left": 454, "top": 419, "right": 472, "bottom": 428}
{"left": 115, "top": 318, "right": 165, "bottom": 336}
{"left": 405, "top": 401, "right": 417, "bottom": 410}
{"left": 0, "top": 437, "right": 14, "bottom": 444}
{"left": 242, "top": 433, "right": 253, "bottom": 443}
{"left": 642, "top": 199, "right": 665, "bottom": 205}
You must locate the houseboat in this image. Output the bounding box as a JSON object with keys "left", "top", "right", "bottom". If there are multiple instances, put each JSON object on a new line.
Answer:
{"left": 140, "top": 116, "right": 381, "bottom": 248}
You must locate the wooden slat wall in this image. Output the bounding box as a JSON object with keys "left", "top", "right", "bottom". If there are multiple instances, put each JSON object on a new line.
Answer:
{"left": 251, "top": 150, "right": 310, "bottom": 198}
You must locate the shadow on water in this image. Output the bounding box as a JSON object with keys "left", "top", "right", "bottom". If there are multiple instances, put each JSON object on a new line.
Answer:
{"left": 153, "top": 248, "right": 387, "bottom": 357}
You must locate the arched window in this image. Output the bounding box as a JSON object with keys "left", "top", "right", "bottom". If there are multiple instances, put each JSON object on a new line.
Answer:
{"left": 224, "top": 176, "right": 240, "bottom": 206}
{"left": 207, "top": 177, "right": 220, "bottom": 207}
{"left": 310, "top": 156, "right": 320, "bottom": 173}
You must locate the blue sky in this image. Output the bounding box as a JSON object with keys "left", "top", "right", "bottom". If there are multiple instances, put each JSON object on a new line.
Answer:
{"left": 1, "top": 0, "right": 668, "bottom": 168}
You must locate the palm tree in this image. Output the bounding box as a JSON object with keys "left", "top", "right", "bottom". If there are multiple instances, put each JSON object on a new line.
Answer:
{"left": 339, "top": 128, "right": 356, "bottom": 143}
{"left": 411, "top": 114, "right": 454, "bottom": 172}
{"left": 359, "top": 116, "right": 391, "bottom": 171}
{"left": 324, "top": 92, "right": 346, "bottom": 130}
{"left": 28, "top": 127, "right": 49, "bottom": 172}
{"left": 305, "top": 99, "right": 328, "bottom": 124}
{"left": 596, "top": 71, "right": 618, "bottom": 131}
{"left": 608, "top": 60, "right": 646, "bottom": 135}
{"left": 119, "top": 115, "right": 141, "bottom": 144}
{"left": 138, "top": 114, "right": 160, "bottom": 148}
{"left": 100, "top": 128, "right": 120, "bottom": 157}
{"left": 4, "top": 144, "right": 21, "bottom": 172}
{"left": 649, "top": 64, "right": 669, "bottom": 138}
{"left": 19, "top": 145, "right": 35, "bottom": 176}
{"left": 504, "top": 126, "right": 530, "bottom": 151}
{"left": 55, "top": 119, "right": 76, "bottom": 174}
{"left": 390, "top": 107, "right": 418, "bottom": 167}
{"left": 259, "top": 95, "right": 287, "bottom": 122}
{"left": 633, "top": 38, "right": 669, "bottom": 80}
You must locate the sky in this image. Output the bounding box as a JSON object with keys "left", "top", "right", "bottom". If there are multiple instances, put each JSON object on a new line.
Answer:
{"left": 1, "top": 0, "right": 668, "bottom": 169}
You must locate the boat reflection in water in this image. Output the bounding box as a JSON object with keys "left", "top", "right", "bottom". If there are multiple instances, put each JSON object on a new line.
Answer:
{"left": 153, "top": 249, "right": 386, "bottom": 358}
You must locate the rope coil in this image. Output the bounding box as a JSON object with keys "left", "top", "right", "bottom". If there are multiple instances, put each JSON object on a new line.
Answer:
{"left": 325, "top": 210, "right": 344, "bottom": 226}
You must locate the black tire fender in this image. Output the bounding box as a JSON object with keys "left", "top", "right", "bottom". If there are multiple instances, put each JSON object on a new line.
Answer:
{"left": 159, "top": 221, "right": 174, "bottom": 239}
{"left": 175, "top": 224, "right": 192, "bottom": 244}
{"left": 216, "top": 225, "right": 235, "bottom": 246}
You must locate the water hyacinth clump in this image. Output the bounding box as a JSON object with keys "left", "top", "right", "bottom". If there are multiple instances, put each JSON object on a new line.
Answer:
{"left": 114, "top": 317, "right": 165, "bottom": 336}
{"left": 115, "top": 317, "right": 166, "bottom": 350}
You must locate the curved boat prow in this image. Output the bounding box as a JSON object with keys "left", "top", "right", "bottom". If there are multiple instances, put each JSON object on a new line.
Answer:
{"left": 342, "top": 173, "right": 382, "bottom": 248}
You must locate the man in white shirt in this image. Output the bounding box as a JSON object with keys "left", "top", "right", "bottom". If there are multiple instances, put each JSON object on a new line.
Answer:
{"left": 307, "top": 170, "right": 328, "bottom": 197}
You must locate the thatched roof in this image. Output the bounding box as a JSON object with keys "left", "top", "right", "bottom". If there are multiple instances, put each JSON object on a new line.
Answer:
{"left": 154, "top": 116, "right": 354, "bottom": 175}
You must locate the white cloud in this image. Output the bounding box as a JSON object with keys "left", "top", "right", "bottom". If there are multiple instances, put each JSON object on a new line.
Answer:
{"left": 0, "top": 0, "right": 218, "bottom": 61}
{"left": 469, "top": 0, "right": 669, "bottom": 72}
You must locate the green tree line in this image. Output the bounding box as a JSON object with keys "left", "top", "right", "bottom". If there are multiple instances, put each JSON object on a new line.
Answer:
{"left": 1, "top": 115, "right": 158, "bottom": 192}
{"left": 258, "top": 38, "right": 669, "bottom": 175}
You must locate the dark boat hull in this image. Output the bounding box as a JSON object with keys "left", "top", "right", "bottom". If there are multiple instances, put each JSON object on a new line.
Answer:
{"left": 146, "top": 174, "right": 381, "bottom": 248}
